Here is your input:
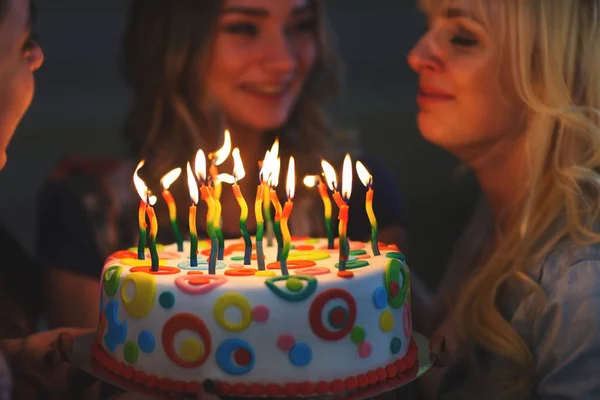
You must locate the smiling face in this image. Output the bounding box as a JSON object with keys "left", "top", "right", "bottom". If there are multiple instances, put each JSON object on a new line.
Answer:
{"left": 0, "top": 0, "right": 43, "bottom": 170}
{"left": 205, "top": 0, "right": 318, "bottom": 134}
{"left": 408, "top": 0, "right": 526, "bottom": 164}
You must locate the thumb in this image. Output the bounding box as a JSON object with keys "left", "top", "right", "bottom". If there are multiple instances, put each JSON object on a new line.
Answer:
{"left": 56, "top": 328, "right": 94, "bottom": 358}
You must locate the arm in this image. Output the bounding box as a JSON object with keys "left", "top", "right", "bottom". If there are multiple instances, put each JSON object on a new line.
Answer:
{"left": 534, "top": 259, "right": 600, "bottom": 399}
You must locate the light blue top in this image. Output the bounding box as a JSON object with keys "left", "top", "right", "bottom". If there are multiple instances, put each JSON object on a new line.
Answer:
{"left": 438, "top": 239, "right": 600, "bottom": 399}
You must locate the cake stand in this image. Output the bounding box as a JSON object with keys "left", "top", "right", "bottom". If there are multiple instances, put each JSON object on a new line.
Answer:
{"left": 69, "top": 332, "right": 432, "bottom": 400}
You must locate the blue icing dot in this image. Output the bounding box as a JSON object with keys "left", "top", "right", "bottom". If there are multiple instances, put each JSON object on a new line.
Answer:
{"left": 289, "top": 343, "right": 312, "bottom": 367}
{"left": 138, "top": 330, "right": 155, "bottom": 353}
{"left": 373, "top": 287, "right": 388, "bottom": 309}
{"left": 159, "top": 292, "right": 175, "bottom": 309}
{"left": 216, "top": 338, "right": 255, "bottom": 375}
{"left": 179, "top": 260, "right": 226, "bottom": 271}
{"left": 104, "top": 300, "right": 127, "bottom": 352}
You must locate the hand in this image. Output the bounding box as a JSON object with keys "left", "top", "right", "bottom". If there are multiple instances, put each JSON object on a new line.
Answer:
{"left": 4, "top": 328, "right": 120, "bottom": 399}
{"left": 429, "top": 333, "right": 449, "bottom": 369}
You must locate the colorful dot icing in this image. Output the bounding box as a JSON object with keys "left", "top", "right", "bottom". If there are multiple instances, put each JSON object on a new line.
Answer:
{"left": 277, "top": 334, "right": 295, "bottom": 351}
{"left": 285, "top": 277, "right": 303, "bottom": 292}
{"left": 120, "top": 258, "right": 168, "bottom": 267}
{"left": 294, "top": 266, "right": 330, "bottom": 276}
{"left": 138, "top": 331, "right": 155, "bottom": 353}
{"left": 386, "top": 251, "right": 406, "bottom": 262}
{"left": 162, "top": 313, "right": 211, "bottom": 368}
{"left": 349, "top": 249, "right": 367, "bottom": 256}
{"left": 159, "top": 291, "right": 175, "bottom": 309}
{"left": 251, "top": 305, "right": 270, "bottom": 323}
{"left": 305, "top": 238, "right": 319, "bottom": 244}
{"left": 180, "top": 338, "right": 204, "bottom": 363}
{"left": 351, "top": 326, "right": 366, "bottom": 344}
{"left": 385, "top": 258, "right": 409, "bottom": 309}
{"left": 216, "top": 338, "right": 255, "bottom": 375}
{"left": 373, "top": 287, "right": 388, "bottom": 309}
{"left": 265, "top": 275, "right": 318, "bottom": 302}
{"left": 127, "top": 245, "right": 166, "bottom": 253}
{"left": 177, "top": 260, "right": 226, "bottom": 271}
{"left": 224, "top": 268, "right": 257, "bottom": 276}
{"left": 309, "top": 289, "right": 357, "bottom": 341}
{"left": 124, "top": 341, "right": 139, "bottom": 364}
{"left": 120, "top": 272, "right": 157, "bottom": 319}
{"left": 358, "top": 341, "right": 372, "bottom": 358}
{"left": 266, "top": 260, "right": 316, "bottom": 270}
{"left": 288, "top": 250, "right": 330, "bottom": 261}
{"left": 103, "top": 266, "right": 122, "bottom": 296}
{"left": 390, "top": 337, "right": 402, "bottom": 354}
{"left": 380, "top": 310, "right": 394, "bottom": 332}
{"left": 214, "top": 293, "right": 252, "bottom": 332}
{"left": 254, "top": 270, "right": 276, "bottom": 277}
{"left": 289, "top": 343, "right": 312, "bottom": 367}
{"left": 129, "top": 266, "right": 180, "bottom": 275}
{"left": 328, "top": 306, "right": 349, "bottom": 328}
{"left": 175, "top": 275, "right": 227, "bottom": 295}
{"left": 335, "top": 260, "right": 370, "bottom": 270}
{"left": 103, "top": 301, "right": 127, "bottom": 352}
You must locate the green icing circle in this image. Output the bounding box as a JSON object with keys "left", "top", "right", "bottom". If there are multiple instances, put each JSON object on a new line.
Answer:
{"left": 351, "top": 326, "right": 366, "bottom": 344}
{"left": 335, "top": 260, "right": 370, "bottom": 270}
{"left": 265, "top": 275, "right": 317, "bottom": 302}
{"left": 349, "top": 249, "right": 367, "bottom": 256}
{"left": 285, "top": 277, "right": 303, "bottom": 292}
{"left": 385, "top": 258, "right": 409, "bottom": 309}
{"left": 386, "top": 251, "right": 406, "bottom": 262}
{"left": 390, "top": 337, "right": 402, "bottom": 354}
{"left": 159, "top": 291, "right": 175, "bottom": 309}
{"left": 231, "top": 256, "right": 245, "bottom": 261}
{"left": 102, "top": 266, "right": 122, "bottom": 296}
{"left": 124, "top": 341, "right": 139, "bottom": 363}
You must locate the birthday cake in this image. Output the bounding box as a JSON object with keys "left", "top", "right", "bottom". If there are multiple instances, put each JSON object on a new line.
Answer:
{"left": 92, "top": 237, "right": 416, "bottom": 397}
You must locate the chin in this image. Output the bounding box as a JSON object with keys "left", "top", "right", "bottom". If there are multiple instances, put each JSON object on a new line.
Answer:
{"left": 244, "top": 112, "right": 291, "bottom": 132}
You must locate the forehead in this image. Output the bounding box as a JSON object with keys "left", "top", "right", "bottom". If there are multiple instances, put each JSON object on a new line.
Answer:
{"left": 222, "top": 0, "right": 310, "bottom": 13}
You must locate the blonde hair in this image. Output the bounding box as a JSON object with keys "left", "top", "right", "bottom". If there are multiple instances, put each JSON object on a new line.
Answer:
{"left": 421, "top": 0, "right": 600, "bottom": 396}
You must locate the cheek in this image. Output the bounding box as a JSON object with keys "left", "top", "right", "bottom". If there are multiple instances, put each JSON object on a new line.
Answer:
{"left": 206, "top": 38, "right": 251, "bottom": 97}
{"left": 0, "top": 62, "right": 34, "bottom": 145}
{"left": 292, "top": 36, "right": 317, "bottom": 74}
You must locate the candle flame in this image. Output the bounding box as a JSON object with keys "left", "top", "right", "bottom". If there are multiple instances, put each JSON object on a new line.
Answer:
{"left": 213, "top": 130, "right": 232, "bottom": 166}
{"left": 186, "top": 162, "right": 199, "bottom": 205}
{"left": 321, "top": 160, "right": 337, "bottom": 192}
{"left": 355, "top": 161, "right": 372, "bottom": 187}
{"left": 194, "top": 149, "right": 207, "bottom": 183}
{"left": 133, "top": 160, "right": 149, "bottom": 202}
{"left": 259, "top": 150, "right": 273, "bottom": 183}
{"left": 160, "top": 168, "right": 182, "bottom": 190}
{"left": 269, "top": 157, "right": 281, "bottom": 188}
{"left": 216, "top": 173, "right": 235, "bottom": 185}
{"left": 286, "top": 157, "right": 296, "bottom": 200}
{"left": 341, "top": 154, "right": 353, "bottom": 200}
{"left": 149, "top": 195, "right": 158, "bottom": 206}
{"left": 303, "top": 175, "right": 318, "bottom": 188}
{"left": 269, "top": 138, "right": 280, "bottom": 158}
{"left": 232, "top": 147, "right": 246, "bottom": 182}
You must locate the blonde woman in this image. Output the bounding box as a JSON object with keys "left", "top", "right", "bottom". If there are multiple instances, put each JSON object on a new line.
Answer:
{"left": 408, "top": 0, "right": 600, "bottom": 398}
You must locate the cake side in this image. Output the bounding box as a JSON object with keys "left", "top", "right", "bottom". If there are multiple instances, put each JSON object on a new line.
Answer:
{"left": 95, "top": 237, "right": 412, "bottom": 393}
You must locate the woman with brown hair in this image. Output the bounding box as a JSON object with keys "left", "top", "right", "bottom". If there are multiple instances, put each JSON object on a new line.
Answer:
{"left": 35, "top": 0, "right": 407, "bottom": 328}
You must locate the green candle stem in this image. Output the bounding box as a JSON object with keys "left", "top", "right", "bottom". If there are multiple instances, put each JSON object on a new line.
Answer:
{"left": 325, "top": 217, "right": 334, "bottom": 249}
{"left": 371, "top": 226, "right": 380, "bottom": 256}
{"left": 190, "top": 232, "right": 198, "bottom": 267}
{"left": 208, "top": 223, "right": 218, "bottom": 274}
{"left": 240, "top": 218, "right": 252, "bottom": 265}
{"left": 137, "top": 229, "right": 147, "bottom": 260}
{"left": 149, "top": 235, "right": 159, "bottom": 271}
{"left": 274, "top": 220, "right": 283, "bottom": 261}
{"left": 170, "top": 219, "right": 184, "bottom": 252}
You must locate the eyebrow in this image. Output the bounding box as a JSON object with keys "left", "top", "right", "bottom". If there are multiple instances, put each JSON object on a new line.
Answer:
{"left": 222, "top": 5, "right": 313, "bottom": 18}
{"left": 444, "top": 7, "right": 483, "bottom": 25}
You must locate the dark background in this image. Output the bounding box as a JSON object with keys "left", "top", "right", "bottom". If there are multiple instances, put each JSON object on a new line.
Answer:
{"left": 0, "top": 0, "right": 479, "bottom": 289}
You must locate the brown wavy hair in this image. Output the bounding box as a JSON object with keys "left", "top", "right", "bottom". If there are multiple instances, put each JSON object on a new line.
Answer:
{"left": 120, "top": 0, "right": 354, "bottom": 189}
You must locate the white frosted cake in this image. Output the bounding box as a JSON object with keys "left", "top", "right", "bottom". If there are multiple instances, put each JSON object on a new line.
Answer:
{"left": 92, "top": 237, "right": 416, "bottom": 397}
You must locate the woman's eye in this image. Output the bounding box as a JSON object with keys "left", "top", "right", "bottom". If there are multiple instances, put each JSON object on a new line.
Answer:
{"left": 290, "top": 18, "right": 315, "bottom": 33}
{"left": 222, "top": 23, "right": 258, "bottom": 37}
{"left": 451, "top": 35, "right": 478, "bottom": 46}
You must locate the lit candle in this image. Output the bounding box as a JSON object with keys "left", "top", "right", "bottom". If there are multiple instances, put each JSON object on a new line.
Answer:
{"left": 303, "top": 175, "right": 334, "bottom": 249}
{"left": 356, "top": 161, "right": 380, "bottom": 255}
{"left": 133, "top": 161, "right": 148, "bottom": 260}
{"left": 322, "top": 154, "right": 353, "bottom": 272}
{"left": 269, "top": 157, "right": 284, "bottom": 261}
{"left": 160, "top": 168, "right": 184, "bottom": 252}
{"left": 263, "top": 139, "right": 279, "bottom": 246}
{"left": 145, "top": 195, "right": 159, "bottom": 271}
{"left": 133, "top": 161, "right": 160, "bottom": 270}
{"left": 279, "top": 157, "right": 296, "bottom": 276}
{"left": 186, "top": 163, "right": 199, "bottom": 267}
{"left": 254, "top": 184, "right": 266, "bottom": 270}
{"left": 195, "top": 149, "right": 218, "bottom": 274}
{"left": 219, "top": 148, "right": 252, "bottom": 265}
{"left": 208, "top": 130, "right": 231, "bottom": 259}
